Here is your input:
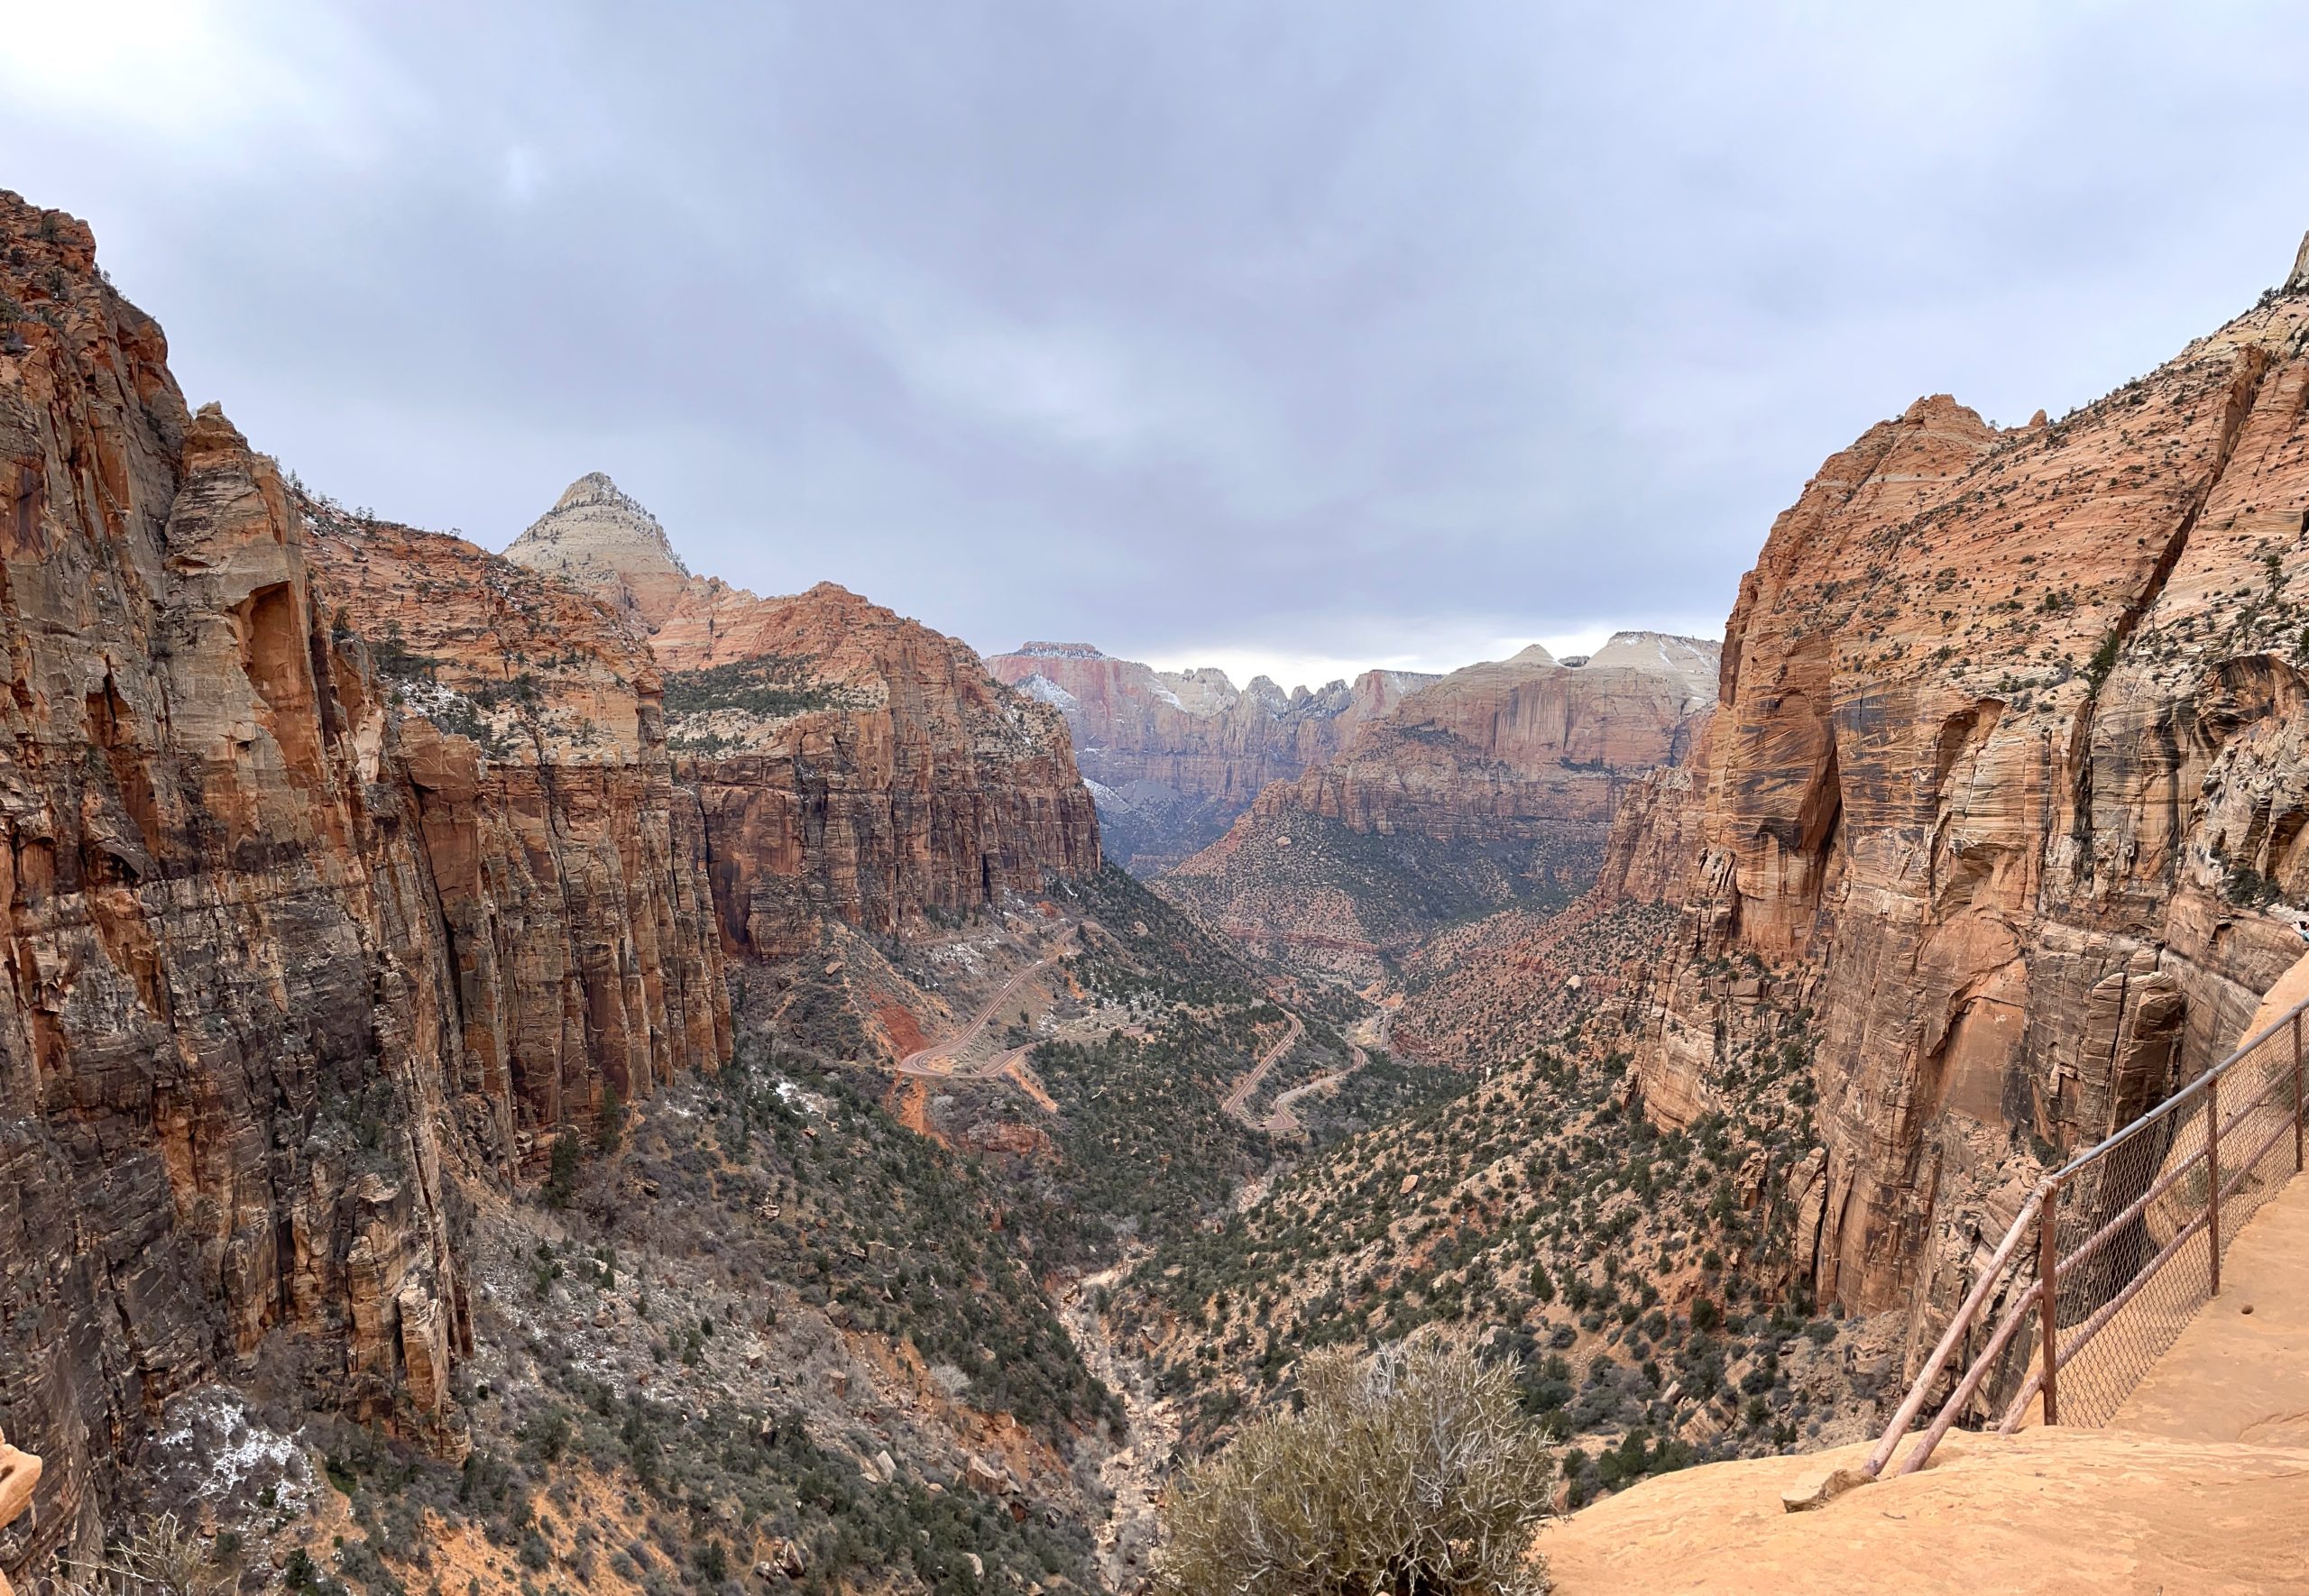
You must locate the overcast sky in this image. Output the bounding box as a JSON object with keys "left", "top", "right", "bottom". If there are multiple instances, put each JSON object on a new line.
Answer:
{"left": 8, "top": 4, "right": 2309, "bottom": 690}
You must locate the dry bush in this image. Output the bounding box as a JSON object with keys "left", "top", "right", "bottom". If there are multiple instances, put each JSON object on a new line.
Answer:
{"left": 43, "top": 1514, "right": 231, "bottom": 1596}
{"left": 1156, "top": 1338, "right": 1554, "bottom": 1596}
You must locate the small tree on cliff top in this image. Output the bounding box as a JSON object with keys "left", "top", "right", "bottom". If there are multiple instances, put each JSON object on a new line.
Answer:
{"left": 1156, "top": 1337, "right": 1555, "bottom": 1596}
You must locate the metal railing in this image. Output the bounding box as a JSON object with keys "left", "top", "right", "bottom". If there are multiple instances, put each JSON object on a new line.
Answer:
{"left": 1863, "top": 994, "right": 2309, "bottom": 1480}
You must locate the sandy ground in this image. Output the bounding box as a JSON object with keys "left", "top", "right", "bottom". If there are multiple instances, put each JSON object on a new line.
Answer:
{"left": 1537, "top": 1426, "right": 2309, "bottom": 1595}
{"left": 1540, "top": 1155, "right": 2309, "bottom": 1594}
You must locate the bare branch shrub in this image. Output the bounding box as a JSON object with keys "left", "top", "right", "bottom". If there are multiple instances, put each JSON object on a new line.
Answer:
{"left": 1156, "top": 1338, "right": 1554, "bottom": 1596}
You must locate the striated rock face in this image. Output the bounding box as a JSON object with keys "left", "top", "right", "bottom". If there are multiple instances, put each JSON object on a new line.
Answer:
{"left": 1618, "top": 264, "right": 2309, "bottom": 1334}
{"left": 1277, "top": 638, "right": 1716, "bottom": 840}
{"left": 0, "top": 195, "right": 729, "bottom": 1575}
{"left": 1595, "top": 719, "right": 1713, "bottom": 907}
{"left": 501, "top": 472, "right": 692, "bottom": 628}
{"left": 984, "top": 643, "right": 1431, "bottom": 871}
{"left": 504, "top": 534, "right": 1102, "bottom": 959}
{"left": 306, "top": 504, "right": 731, "bottom": 1147}
{"left": 1161, "top": 636, "right": 1716, "bottom": 977}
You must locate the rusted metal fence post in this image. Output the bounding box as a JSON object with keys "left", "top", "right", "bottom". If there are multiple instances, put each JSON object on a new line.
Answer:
{"left": 2294, "top": 1011, "right": 2304, "bottom": 1174}
{"left": 2207, "top": 1072, "right": 2223, "bottom": 1298}
{"left": 2038, "top": 1179, "right": 2061, "bottom": 1426}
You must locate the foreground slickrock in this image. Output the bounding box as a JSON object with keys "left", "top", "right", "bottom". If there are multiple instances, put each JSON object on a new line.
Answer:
{"left": 1612, "top": 244, "right": 2309, "bottom": 1347}
{"left": 1537, "top": 1427, "right": 2309, "bottom": 1594}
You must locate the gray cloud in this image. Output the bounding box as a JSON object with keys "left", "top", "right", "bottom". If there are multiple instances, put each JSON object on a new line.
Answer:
{"left": 8, "top": 2, "right": 2309, "bottom": 682}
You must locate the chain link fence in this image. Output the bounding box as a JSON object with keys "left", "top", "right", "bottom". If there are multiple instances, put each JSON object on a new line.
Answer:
{"left": 1867, "top": 1002, "right": 2309, "bottom": 1478}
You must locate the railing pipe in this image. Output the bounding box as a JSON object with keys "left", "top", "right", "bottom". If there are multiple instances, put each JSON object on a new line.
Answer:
{"left": 1860, "top": 1185, "right": 2044, "bottom": 1478}
{"left": 1900, "top": 1277, "right": 2043, "bottom": 1473}
{"left": 2208, "top": 1073, "right": 2222, "bottom": 1298}
{"left": 2038, "top": 1178, "right": 2061, "bottom": 1426}
{"left": 2294, "top": 1011, "right": 2304, "bottom": 1174}
{"left": 2000, "top": 1202, "right": 2219, "bottom": 1429}
{"left": 1867, "top": 992, "right": 2309, "bottom": 1488}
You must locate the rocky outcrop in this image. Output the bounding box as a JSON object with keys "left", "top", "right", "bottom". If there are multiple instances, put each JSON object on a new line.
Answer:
{"left": 0, "top": 195, "right": 728, "bottom": 1577}
{"left": 1596, "top": 718, "right": 1714, "bottom": 907}
{"left": 501, "top": 471, "right": 692, "bottom": 628}
{"left": 1620, "top": 249, "right": 2309, "bottom": 1335}
{"left": 306, "top": 504, "right": 731, "bottom": 1143}
{"left": 1276, "top": 640, "right": 1715, "bottom": 841}
{"left": 503, "top": 487, "right": 1101, "bottom": 957}
{"left": 1160, "top": 637, "right": 1716, "bottom": 977}
{"left": 984, "top": 643, "right": 1430, "bottom": 871}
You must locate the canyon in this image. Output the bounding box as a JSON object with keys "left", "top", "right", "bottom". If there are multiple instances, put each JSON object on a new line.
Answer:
{"left": 984, "top": 642, "right": 1433, "bottom": 872}
{"left": 7, "top": 166, "right": 2309, "bottom": 1596}
{"left": 0, "top": 192, "right": 1103, "bottom": 1582}
{"left": 1157, "top": 633, "right": 1718, "bottom": 979}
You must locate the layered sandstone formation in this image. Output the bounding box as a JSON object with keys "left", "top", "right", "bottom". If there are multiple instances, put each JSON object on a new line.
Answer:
{"left": 1616, "top": 250, "right": 2309, "bottom": 1344}
{"left": 306, "top": 503, "right": 731, "bottom": 1136}
{"left": 0, "top": 195, "right": 739, "bottom": 1575}
{"left": 984, "top": 642, "right": 1432, "bottom": 871}
{"left": 504, "top": 486, "right": 1100, "bottom": 956}
{"left": 1276, "top": 639, "right": 1716, "bottom": 839}
{"left": 1161, "top": 636, "right": 1717, "bottom": 976}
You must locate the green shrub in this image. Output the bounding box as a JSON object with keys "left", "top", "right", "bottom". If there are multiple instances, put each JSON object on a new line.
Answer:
{"left": 542, "top": 1134, "right": 580, "bottom": 1209}
{"left": 1156, "top": 1339, "right": 1554, "bottom": 1596}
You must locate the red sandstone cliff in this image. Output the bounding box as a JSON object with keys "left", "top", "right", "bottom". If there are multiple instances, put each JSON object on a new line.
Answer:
{"left": 306, "top": 505, "right": 731, "bottom": 1141}
{"left": 1614, "top": 250, "right": 2309, "bottom": 1342}
{"left": 0, "top": 195, "right": 742, "bottom": 1572}
{"left": 504, "top": 485, "right": 1101, "bottom": 958}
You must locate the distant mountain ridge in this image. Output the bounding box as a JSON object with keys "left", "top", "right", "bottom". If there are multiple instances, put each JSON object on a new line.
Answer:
{"left": 1158, "top": 632, "right": 1719, "bottom": 978}
{"left": 984, "top": 641, "right": 1437, "bottom": 871}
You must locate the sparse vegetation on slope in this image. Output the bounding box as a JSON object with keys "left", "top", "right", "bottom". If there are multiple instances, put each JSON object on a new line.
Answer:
{"left": 1109, "top": 972, "right": 1889, "bottom": 1500}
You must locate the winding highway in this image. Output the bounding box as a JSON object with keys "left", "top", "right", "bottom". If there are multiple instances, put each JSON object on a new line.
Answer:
{"left": 896, "top": 935, "right": 1071, "bottom": 1081}
{"left": 1220, "top": 1009, "right": 1306, "bottom": 1124}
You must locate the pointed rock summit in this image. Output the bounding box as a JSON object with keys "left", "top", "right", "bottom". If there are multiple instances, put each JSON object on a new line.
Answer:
{"left": 503, "top": 472, "right": 693, "bottom": 628}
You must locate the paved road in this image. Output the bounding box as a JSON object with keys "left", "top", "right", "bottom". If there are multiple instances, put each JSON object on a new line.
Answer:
{"left": 1221, "top": 1009, "right": 1306, "bottom": 1124}
{"left": 897, "top": 936, "right": 1070, "bottom": 1080}
{"left": 1258, "top": 1005, "right": 1393, "bottom": 1134}
{"left": 1263, "top": 1044, "right": 1364, "bottom": 1135}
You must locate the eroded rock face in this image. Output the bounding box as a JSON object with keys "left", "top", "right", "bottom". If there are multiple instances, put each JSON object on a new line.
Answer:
{"left": 1620, "top": 276, "right": 2309, "bottom": 1331}
{"left": 501, "top": 521, "right": 1103, "bottom": 959}
{"left": 983, "top": 643, "right": 1431, "bottom": 871}
{"left": 0, "top": 195, "right": 726, "bottom": 1575}
{"left": 307, "top": 505, "right": 731, "bottom": 1147}
{"left": 501, "top": 472, "right": 692, "bottom": 628}
{"left": 1161, "top": 637, "right": 1716, "bottom": 977}
{"left": 649, "top": 588, "right": 1102, "bottom": 956}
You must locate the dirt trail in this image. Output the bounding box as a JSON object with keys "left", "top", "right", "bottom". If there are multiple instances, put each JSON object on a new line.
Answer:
{"left": 1059, "top": 1262, "right": 1180, "bottom": 1591}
